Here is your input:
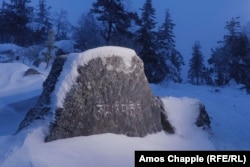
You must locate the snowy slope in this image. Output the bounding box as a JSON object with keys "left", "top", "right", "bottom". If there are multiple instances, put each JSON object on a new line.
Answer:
{"left": 0, "top": 63, "right": 46, "bottom": 135}
{"left": 152, "top": 82, "right": 250, "bottom": 150}
{"left": 0, "top": 44, "right": 24, "bottom": 63}
{"left": 0, "top": 44, "right": 22, "bottom": 53}
{"left": 0, "top": 95, "right": 214, "bottom": 167}
{"left": 0, "top": 63, "right": 45, "bottom": 100}
{"left": 0, "top": 48, "right": 249, "bottom": 166}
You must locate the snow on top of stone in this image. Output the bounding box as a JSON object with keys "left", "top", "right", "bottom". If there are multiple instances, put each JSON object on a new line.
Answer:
{"left": 76, "top": 46, "right": 137, "bottom": 68}
{"left": 52, "top": 46, "right": 138, "bottom": 109}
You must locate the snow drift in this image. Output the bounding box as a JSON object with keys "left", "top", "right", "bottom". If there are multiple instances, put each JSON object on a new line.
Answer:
{"left": 2, "top": 46, "right": 249, "bottom": 167}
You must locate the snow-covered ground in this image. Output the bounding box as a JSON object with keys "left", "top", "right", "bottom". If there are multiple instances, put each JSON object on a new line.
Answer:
{"left": 0, "top": 63, "right": 47, "bottom": 135}
{"left": 152, "top": 82, "right": 250, "bottom": 150}
{"left": 0, "top": 59, "right": 249, "bottom": 166}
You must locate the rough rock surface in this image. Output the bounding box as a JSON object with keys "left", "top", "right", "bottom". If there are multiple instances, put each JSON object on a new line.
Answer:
{"left": 23, "top": 68, "right": 40, "bottom": 76}
{"left": 18, "top": 46, "right": 174, "bottom": 142}
{"left": 195, "top": 104, "right": 211, "bottom": 131}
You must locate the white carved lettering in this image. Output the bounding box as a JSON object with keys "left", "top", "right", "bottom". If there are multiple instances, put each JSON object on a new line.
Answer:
{"left": 94, "top": 100, "right": 141, "bottom": 120}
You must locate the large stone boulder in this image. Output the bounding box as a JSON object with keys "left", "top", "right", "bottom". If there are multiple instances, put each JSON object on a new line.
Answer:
{"left": 18, "top": 46, "right": 174, "bottom": 142}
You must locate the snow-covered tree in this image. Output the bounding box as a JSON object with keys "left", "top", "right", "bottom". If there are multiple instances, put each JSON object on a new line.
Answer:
{"left": 43, "top": 29, "right": 56, "bottom": 69}
{"left": 91, "top": 0, "right": 134, "bottom": 45}
{"left": 209, "top": 17, "right": 250, "bottom": 86}
{"left": 73, "top": 12, "right": 103, "bottom": 51}
{"left": 136, "top": 0, "right": 168, "bottom": 83}
{"left": 157, "top": 10, "right": 184, "bottom": 83}
{"left": 209, "top": 47, "right": 229, "bottom": 85}
{"left": 188, "top": 41, "right": 206, "bottom": 85}
{"left": 0, "top": 0, "right": 34, "bottom": 45}
{"left": 33, "top": 0, "right": 52, "bottom": 43}
{"left": 53, "top": 9, "right": 70, "bottom": 40}
{"left": 157, "top": 10, "right": 175, "bottom": 56}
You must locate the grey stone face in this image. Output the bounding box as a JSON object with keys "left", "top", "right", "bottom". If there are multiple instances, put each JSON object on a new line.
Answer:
{"left": 45, "top": 56, "right": 173, "bottom": 141}
{"left": 18, "top": 48, "right": 212, "bottom": 142}
{"left": 18, "top": 51, "right": 175, "bottom": 142}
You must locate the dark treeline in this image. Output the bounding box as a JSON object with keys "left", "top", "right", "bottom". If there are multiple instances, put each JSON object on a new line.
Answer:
{"left": 0, "top": 0, "right": 250, "bottom": 91}
{"left": 0, "top": 0, "right": 50, "bottom": 45}
{"left": 77, "top": 0, "right": 184, "bottom": 84}
{"left": 188, "top": 17, "right": 250, "bottom": 92}
{"left": 209, "top": 17, "right": 250, "bottom": 90}
{"left": 0, "top": 0, "right": 70, "bottom": 45}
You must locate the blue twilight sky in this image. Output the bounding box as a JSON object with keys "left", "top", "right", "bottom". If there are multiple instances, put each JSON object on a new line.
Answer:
{"left": 2, "top": 0, "right": 250, "bottom": 60}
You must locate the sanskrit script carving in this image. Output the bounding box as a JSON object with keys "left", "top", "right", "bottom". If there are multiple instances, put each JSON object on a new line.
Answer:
{"left": 94, "top": 101, "right": 141, "bottom": 120}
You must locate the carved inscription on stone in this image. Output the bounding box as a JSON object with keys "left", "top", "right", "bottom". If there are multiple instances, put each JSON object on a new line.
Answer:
{"left": 94, "top": 100, "right": 141, "bottom": 120}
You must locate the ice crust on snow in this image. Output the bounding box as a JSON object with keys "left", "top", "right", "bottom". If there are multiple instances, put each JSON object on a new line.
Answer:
{"left": 52, "top": 46, "right": 137, "bottom": 108}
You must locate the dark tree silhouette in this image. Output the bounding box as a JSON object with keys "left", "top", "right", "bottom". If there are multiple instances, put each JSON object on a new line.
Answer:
{"left": 209, "top": 17, "right": 250, "bottom": 87}
{"left": 91, "top": 0, "right": 134, "bottom": 45}
{"left": 188, "top": 41, "right": 206, "bottom": 85}
{"left": 73, "top": 12, "right": 103, "bottom": 51}
{"left": 136, "top": 0, "right": 168, "bottom": 83}
{"left": 0, "top": 0, "right": 34, "bottom": 45}
{"left": 157, "top": 10, "right": 184, "bottom": 82}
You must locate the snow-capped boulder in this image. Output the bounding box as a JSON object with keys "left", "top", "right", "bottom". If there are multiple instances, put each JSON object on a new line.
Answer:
{"left": 18, "top": 46, "right": 174, "bottom": 142}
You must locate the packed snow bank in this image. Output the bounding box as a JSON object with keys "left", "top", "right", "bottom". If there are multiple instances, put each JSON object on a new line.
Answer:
{"left": 0, "top": 97, "right": 39, "bottom": 136}
{"left": 0, "top": 44, "right": 24, "bottom": 63}
{"left": 1, "top": 109, "right": 214, "bottom": 167}
{"left": 1, "top": 82, "right": 215, "bottom": 166}
{"left": 0, "top": 62, "right": 47, "bottom": 163}
{"left": 1, "top": 104, "right": 214, "bottom": 167}
{"left": 0, "top": 44, "right": 22, "bottom": 53}
{"left": 151, "top": 82, "right": 250, "bottom": 150}
{"left": 0, "top": 63, "right": 45, "bottom": 104}
{"left": 162, "top": 96, "right": 208, "bottom": 138}
{"left": 0, "top": 63, "right": 46, "bottom": 136}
